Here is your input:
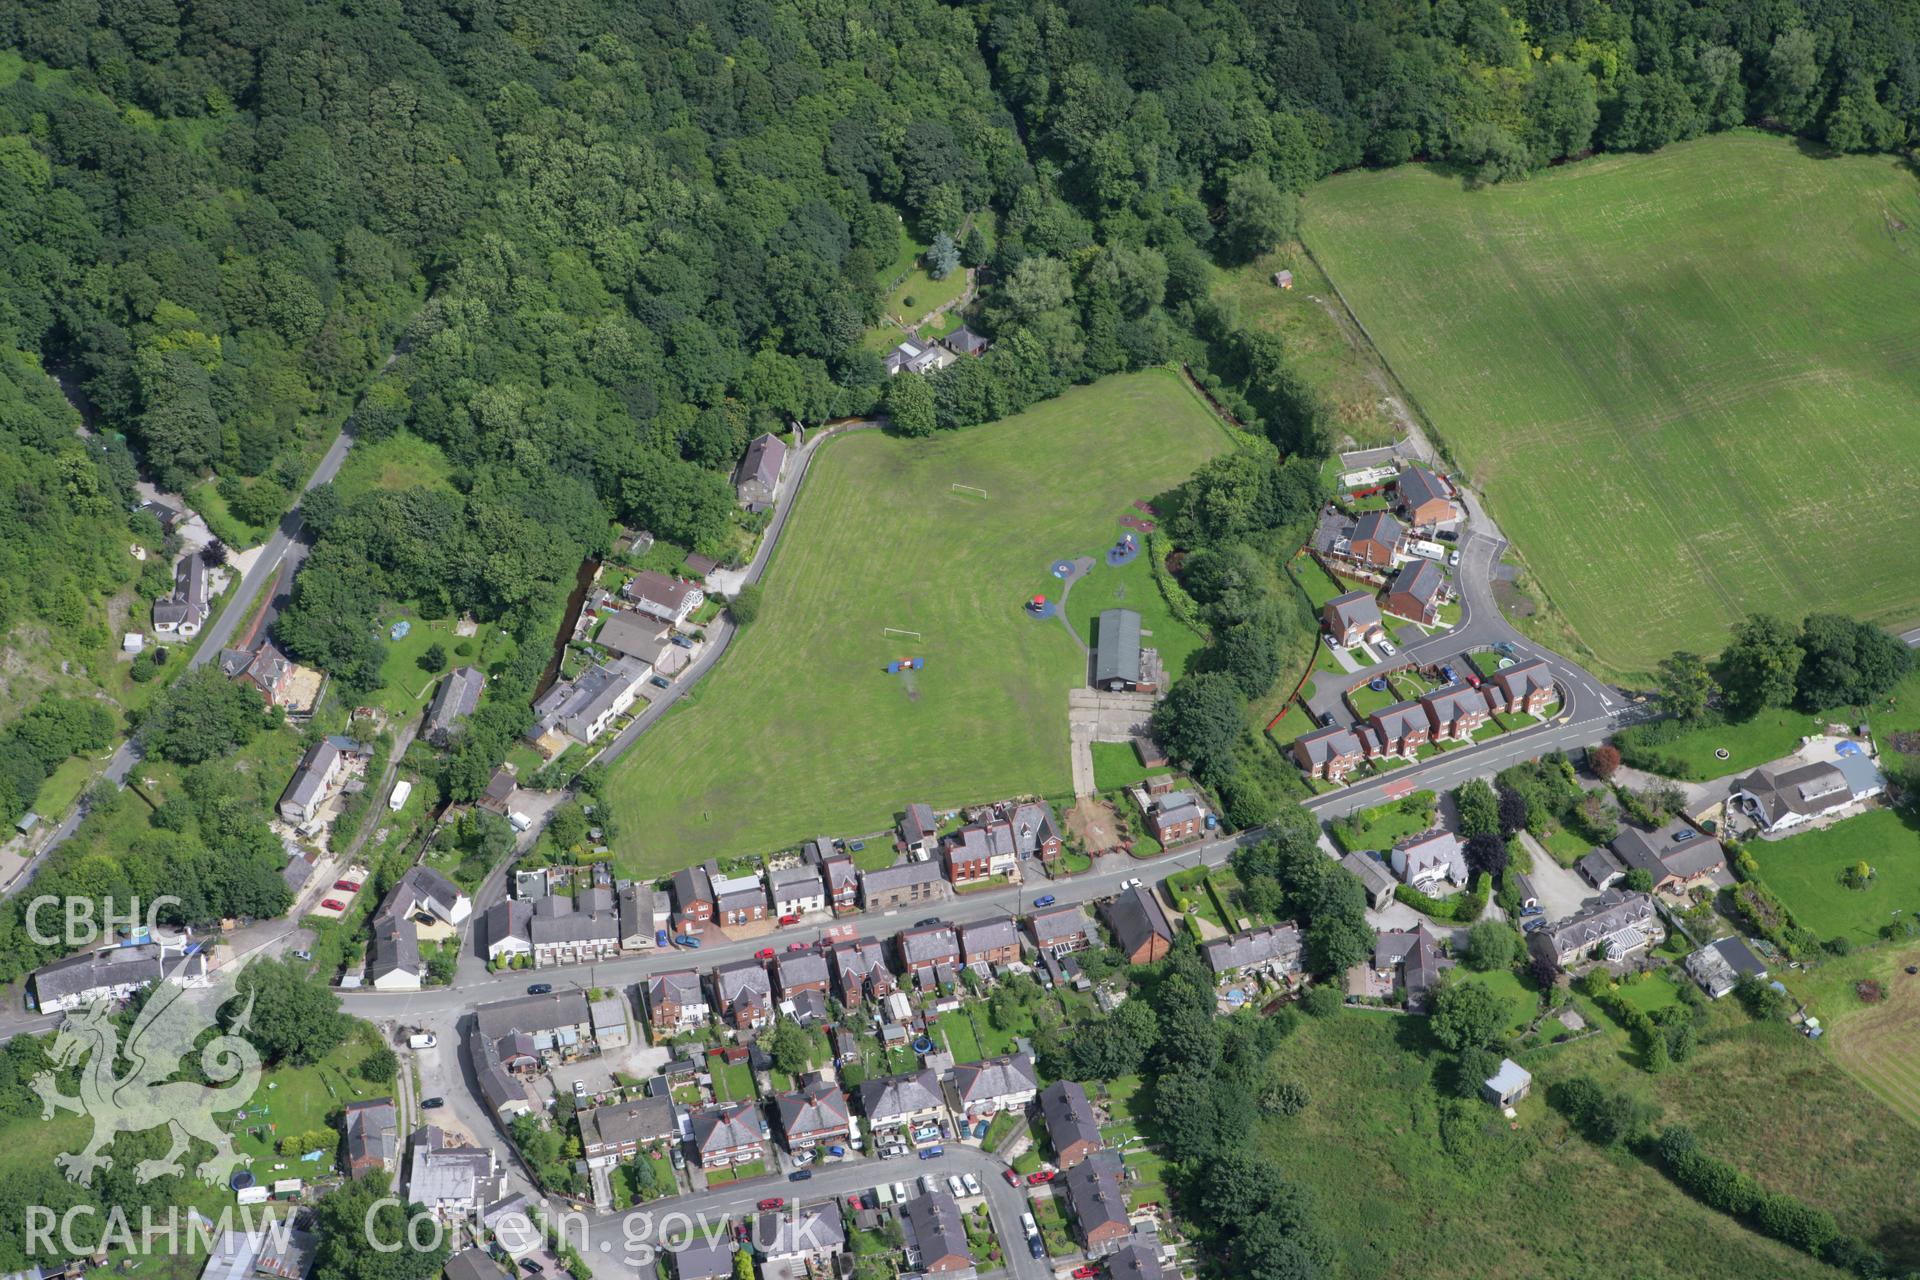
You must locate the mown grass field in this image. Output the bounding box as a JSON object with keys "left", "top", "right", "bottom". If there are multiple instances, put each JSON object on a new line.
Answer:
{"left": 603, "top": 371, "right": 1235, "bottom": 874}
{"left": 1749, "top": 808, "right": 1920, "bottom": 943}
{"left": 1305, "top": 132, "right": 1920, "bottom": 677}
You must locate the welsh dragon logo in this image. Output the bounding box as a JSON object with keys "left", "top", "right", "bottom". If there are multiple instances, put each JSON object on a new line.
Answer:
{"left": 31, "top": 955, "right": 261, "bottom": 1187}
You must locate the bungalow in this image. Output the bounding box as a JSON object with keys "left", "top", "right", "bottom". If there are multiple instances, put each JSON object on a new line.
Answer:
{"left": 884, "top": 340, "right": 955, "bottom": 377}
{"left": 896, "top": 924, "right": 961, "bottom": 979}
{"left": 1420, "top": 684, "right": 1490, "bottom": 742}
{"left": 831, "top": 938, "right": 897, "bottom": 1005}
{"left": 618, "top": 883, "right": 655, "bottom": 951}
{"left": 644, "top": 970, "right": 709, "bottom": 1036}
{"left": 1037, "top": 1080, "right": 1104, "bottom": 1170}
{"left": 1347, "top": 511, "right": 1405, "bottom": 570}
{"left": 1146, "top": 790, "right": 1206, "bottom": 846}
{"left": 1368, "top": 701, "right": 1430, "bottom": 758}
{"left": 712, "top": 871, "right": 768, "bottom": 926}
{"left": 152, "top": 553, "right": 210, "bottom": 638}
{"left": 1685, "top": 936, "right": 1769, "bottom": 999}
{"left": 710, "top": 960, "right": 774, "bottom": 1030}
{"left": 1062, "top": 1150, "right": 1133, "bottom": 1257}
{"left": 1322, "top": 591, "right": 1383, "bottom": 647}
{"left": 1528, "top": 889, "right": 1663, "bottom": 969}
{"left": 1202, "top": 924, "right": 1303, "bottom": 982}
{"left": 1028, "top": 905, "right": 1093, "bottom": 957}
{"left": 855, "top": 1069, "right": 945, "bottom": 1132}
{"left": 1383, "top": 559, "right": 1448, "bottom": 625}
{"left": 899, "top": 803, "right": 940, "bottom": 858}
{"left": 769, "top": 863, "right": 827, "bottom": 917}
{"left": 1104, "top": 884, "right": 1174, "bottom": 965}
{"left": 478, "top": 766, "right": 518, "bottom": 815}
{"left": 1732, "top": 758, "right": 1881, "bottom": 834}
{"left": 959, "top": 915, "right": 1021, "bottom": 969}
{"left": 943, "top": 325, "right": 990, "bottom": 357}
{"left": 578, "top": 1097, "right": 676, "bottom": 1167}
{"left": 900, "top": 1191, "right": 972, "bottom": 1274}
{"left": 424, "top": 667, "right": 485, "bottom": 746}
{"left": 341, "top": 1098, "right": 398, "bottom": 1178}
{"left": 1390, "top": 830, "right": 1468, "bottom": 893}
{"left": 690, "top": 1102, "right": 766, "bottom": 1166}
{"left": 622, "top": 571, "right": 705, "bottom": 627}
{"left": 1395, "top": 467, "right": 1457, "bottom": 526}
{"left": 1486, "top": 659, "right": 1556, "bottom": 716}
{"left": 277, "top": 739, "right": 345, "bottom": 824}
{"left": 735, "top": 432, "right": 787, "bottom": 512}
{"left": 774, "top": 1079, "right": 853, "bottom": 1150}
{"left": 1609, "top": 820, "right": 1726, "bottom": 894}
{"left": 1292, "top": 725, "right": 1371, "bottom": 782}
{"left": 775, "top": 949, "right": 832, "bottom": 999}
{"left": 861, "top": 860, "right": 950, "bottom": 911}
{"left": 1340, "top": 851, "right": 1397, "bottom": 909}
{"left": 947, "top": 1052, "right": 1038, "bottom": 1119}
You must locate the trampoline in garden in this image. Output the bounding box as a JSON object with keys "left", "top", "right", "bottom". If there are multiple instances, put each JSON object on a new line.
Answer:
{"left": 1369, "top": 677, "right": 1389, "bottom": 692}
{"left": 230, "top": 1171, "right": 255, "bottom": 1191}
{"left": 1224, "top": 988, "right": 1248, "bottom": 1008}
{"left": 912, "top": 1036, "right": 935, "bottom": 1055}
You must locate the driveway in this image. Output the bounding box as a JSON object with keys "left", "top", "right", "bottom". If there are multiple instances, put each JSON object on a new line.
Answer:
{"left": 1515, "top": 833, "right": 1594, "bottom": 921}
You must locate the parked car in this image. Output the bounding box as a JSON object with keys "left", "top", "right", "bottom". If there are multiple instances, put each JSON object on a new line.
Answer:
{"left": 779, "top": 914, "right": 799, "bottom": 926}
{"left": 758, "top": 1198, "right": 786, "bottom": 1211}
{"left": 962, "top": 1173, "right": 981, "bottom": 1196}
{"left": 573, "top": 1080, "right": 586, "bottom": 1100}
{"left": 787, "top": 941, "right": 807, "bottom": 952}
{"left": 827, "top": 1145, "right": 846, "bottom": 1157}
{"left": 290, "top": 948, "right": 312, "bottom": 961}
{"left": 676, "top": 935, "right": 701, "bottom": 948}
{"left": 915, "top": 917, "right": 942, "bottom": 927}
{"left": 1441, "top": 664, "right": 1458, "bottom": 683}
{"left": 972, "top": 1119, "right": 989, "bottom": 1139}
{"left": 320, "top": 899, "right": 345, "bottom": 912}
{"left": 733, "top": 1223, "right": 749, "bottom": 1244}
{"left": 947, "top": 1175, "right": 966, "bottom": 1197}
{"left": 1032, "top": 894, "right": 1055, "bottom": 908}
{"left": 1027, "top": 1169, "right": 1056, "bottom": 1185}
{"left": 1494, "top": 641, "right": 1516, "bottom": 655}
{"left": 1119, "top": 877, "right": 1141, "bottom": 891}
{"left": 528, "top": 983, "right": 553, "bottom": 994}
{"left": 788, "top": 1170, "right": 812, "bottom": 1182}
{"left": 918, "top": 1146, "right": 944, "bottom": 1160}
{"left": 649, "top": 675, "right": 671, "bottom": 689}
{"left": 1319, "top": 711, "right": 1337, "bottom": 727}
{"left": 791, "top": 1151, "right": 815, "bottom": 1167}
{"left": 755, "top": 947, "right": 777, "bottom": 960}
{"left": 1073, "top": 1267, "right": 1098, "bottom": 1278}
{"left": 408, "top": 1032, "right": 438, "bottom": 1050}
{"left": 920, "top": 1176, "right": 938, "bottom": 1196}
{"left": 893, "top": 1181, "right": 909, "bottom": 1202}
{"left": 1448, "top": 551, "right": 1461, "bottom": 567}
{"left": 671, "top": 634, "right": 694, "bottom": 649}
{"left": 656, "top": 929, "right": 670, "bottom": 948}
{"left": 420, "top": 1096, "right": 444, "bottom": 1109}
{"left": 1004, "top": 1169, "right": 1021, "bottom": 1187}
{"left": 519, "top": 1261, "right": 543, "bottom": 1274}
{"left": 1378, "top": 639, "right": 1397, "bottom": 656}
{"left": 1464, "top": 671, "right": 1481, "bottom": 688}
{"left": 1028, "top": 1238, "right": 1046, "bottom": 1260}
{"left": 333, "top": 879, "right": 360, "bottom": 892}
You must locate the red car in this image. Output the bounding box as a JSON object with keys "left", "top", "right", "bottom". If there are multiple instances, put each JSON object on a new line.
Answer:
{"left": 779, "top": 914, "right": 799, "bottom": 926}
{"left": 321, "top": 899, "right": 346, "bottom": 912}
{"left": 1464, "top": 671, "right": 1482, "bottom": 688}
{"left": 756, "top": 947, "right": 777, "bottom": 961}
{"left": 787, "top": 942, "right": 807, "bottom": 952}
{"left": 1026, "top": 1169, "right": 1056, "bottom": 1185}
{"left": 1072, "top": 1268, "right": 1098, "bottom": 1279}
{"left": 757, "top": 1197, "right": 785, "bottom": 1211}
{"left": 332, "top": 879, "right": 360, "bottom": 892}
{"left": 1002, "top": 1169, "right": 1020, "bottom": 1187}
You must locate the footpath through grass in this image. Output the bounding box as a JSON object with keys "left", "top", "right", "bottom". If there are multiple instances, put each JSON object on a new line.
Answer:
{"left": 604, "top": 371, "right": 1236, "bottom": 875}
{"left": 1306, "top": 132, "right": 1920, "bottom": 677}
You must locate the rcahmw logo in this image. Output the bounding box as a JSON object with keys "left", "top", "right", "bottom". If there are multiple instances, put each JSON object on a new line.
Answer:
{"left": 25, "top": 1205, "right": 297, "bottom": 1260}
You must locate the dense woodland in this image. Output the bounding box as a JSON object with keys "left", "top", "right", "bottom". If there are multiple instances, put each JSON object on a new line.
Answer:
{"left": 0, "top": 0, "right": 1914, "bottom": 1267}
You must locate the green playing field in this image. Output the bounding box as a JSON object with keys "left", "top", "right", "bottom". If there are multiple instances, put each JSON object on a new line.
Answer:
{"left": 602, "top": 370, "right": 1235, "bottom": 875}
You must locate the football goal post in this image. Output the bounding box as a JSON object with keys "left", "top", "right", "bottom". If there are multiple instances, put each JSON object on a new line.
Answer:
{"left": 882, "top": 627, "right": 923, "bottom": 640}
{"left": 950, "top": 483, "right": 989, "bottom": 499}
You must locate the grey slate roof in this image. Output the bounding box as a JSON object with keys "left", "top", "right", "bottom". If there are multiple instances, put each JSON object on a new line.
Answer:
{"left": 1396, "top": 466, "right": 1450, "bottom": 510}
{"left": 1062, "top": 1150, "right": 1130, "bottom": 1237}
{"left": 1202, "top": 924, "right": 1303, "bottom": 975}
{"left": 901, "top": 1192, "right": 971, "bottom": 1270}
{"left": 1037, "top": 1080, "right": 1102, "bottom": 1158}
{"left": 861, "top": 859, "right": 946, "bottom": 895}
{"left": 1029, "top": 904, "right": 1092, "bottom": 947}
{"left": 578, "top": 1096, "right": 676, "bottom": 1149}
{"left": 1492, "top": 658, "right": 1553, "bottom": 703}
{"left": 1104, "top": 884, "right": 1173, "bottom": 957}
{"left": 855, "top": 1069, "right": 942, "bottom": 1121}
{"left": 425, "top": 666, "right": 485, "bottom": 743}
{"left": 691, "top": 1102, "right": 765, "bottom": 1156}
{"left": 1421, "top": 683, "right": 1486, "bottom": 726}
{"left": 949, "top": 1053, "right": 1037, "bottom": 1104}
{"left": 776, "top": 950, "right": 831, "bottom": 991}
{"left": 775, "top": 1079, "right": 850, "bottom": 1137}
{"left": 769, "top": 862, "right": 825, "bottom": 902}
{"left": 1387, "top": 558, "right": 1445, "bottom": 605}
{"left": 1734, "top": 760, "right": 1854, "bottom": 826}
{"left": 1106, "top": 1241, "right": 1166, "bottom": 1280}
{"left": 668, "top": 1235, "right": 735, "bottom": 1280}
{"left": 1370, "top": 700, "right": 1429, "bottom": 741}
{"left": 596, "top": 611, "right": 671, "bottom": 662}
{"left": 901, "top": 803, "right": 938, "bottom": 845}
{"left": 1094, "top": 608, "right": 1143, "bottom": 686}
{"left": 1352, "top": 509, "right": 1404, "bottom": 550}
{"left": 1340, "top": 851, "right": 1396, "bottom": 900}
{"left": 1538, "top": 889, "right": 1659, "bottom": 956}
{"left": 1610, "top": 820, "right": 1725, "bottom": 883}
{"left": 898, "top": 925, "right": 959, "bottom": 966}
{"left": 279, "top": 739, "right": 343, "bottom": 817}
{"left": 1325, "top": 590, "right": 1381, "bottom": 631}
{"left": 1295, "top": 725, "right": 1367, "bottom": 765}
{"left": 959, "top": 915, "right": 1021, "bottom": 960}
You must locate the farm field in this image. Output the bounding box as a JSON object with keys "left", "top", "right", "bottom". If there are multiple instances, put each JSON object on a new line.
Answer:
{"left": 1748, "top": 808, "right": 1920, "bottom": 943}
{"left": 1258, "top": 1014, "right": 1841, "bottom": 1280}
{"left": 1304, "top": 132, "right": 1920, "bottom": 677}
{"left": 603, "top": 371, "right": 1235, "bottom": 874}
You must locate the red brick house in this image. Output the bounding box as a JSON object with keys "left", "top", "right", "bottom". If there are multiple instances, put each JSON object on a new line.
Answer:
{"left": 1292, "top": 725, "right": 1371, "bottom": 781}
{"left": 1348, "top": 511, "right": 1405, "bottom": 569}
{"left": 1421, "top": 685, "right": 1490, "bottom": 741}
{"left": 1487, "top": 658, "right": 1556, "bottom": 715}
{"left": 1145, "top": 791, "right": 1205, "bottom": 845}
{"left": 1322, "top": 591, "right": 1382, "bottom": 647}
{"left": 1367, "top": 702, "right": 1430, "bottom": 757}
{"left": 1395, "top": 467, "right": 1457, "bottom": 527}
{"left": 1383, "top": 559, "right": 1447, "bottom": 624}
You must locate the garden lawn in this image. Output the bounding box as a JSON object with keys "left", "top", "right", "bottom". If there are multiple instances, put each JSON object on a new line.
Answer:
{"left": 1454, "top": 968, "right": 1540, "bottom": 1033}
{"left": 934, "top": 1010, "right": 985, "bottom": 1064}
{"left": 229, "top": 1021, "right": 394, "bottom": 1179}
{"left": 604, "top": 371, "right": 1235, "bottom": 872}
{"left": 1631, "top": 708, "right": 1818, "bottom": 779}
{"left": 1065, "top": 542, "right": 1209, "bottom": 681}
{"left": 1330, "top": 791, "right": 1436, "bottom": 853}
{"left": 1748, "top": 809, "right": 1920, "bottom": 943}
{"left": 712, "top": 1061, "right": 757, "bottom": 1103}
{"left": 1306, "top": 132, "right": 1920, "bottom": 678}
{"left": 1090, "top": 740, "right": 1172, "bottom": 791}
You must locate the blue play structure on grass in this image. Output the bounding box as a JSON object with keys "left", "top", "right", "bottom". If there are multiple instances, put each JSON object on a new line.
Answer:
{"left": 390, "top": 619, "right": 411, "bottom": 641}
{"left": 885, "top": 658, "right": 925, "bottom": 674}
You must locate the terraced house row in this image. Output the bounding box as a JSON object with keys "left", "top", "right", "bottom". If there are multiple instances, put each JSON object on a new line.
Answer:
{"left": 1293, "top": 658, "right": 1560, "bottom": 782}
